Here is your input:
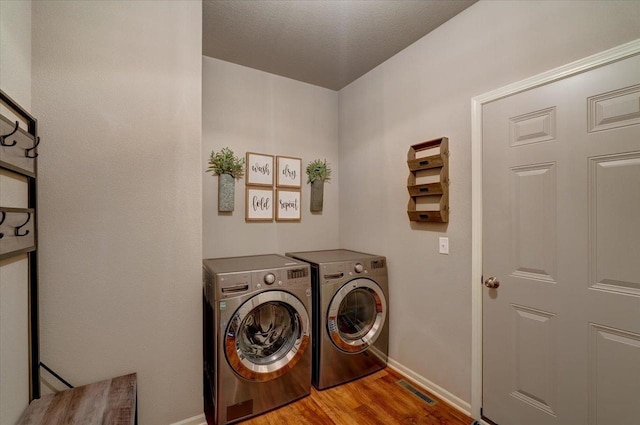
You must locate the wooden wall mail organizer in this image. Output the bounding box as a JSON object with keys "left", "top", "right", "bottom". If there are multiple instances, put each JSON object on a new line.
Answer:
{"left": 407, "top": 137, "right": 449, "bottom": 223}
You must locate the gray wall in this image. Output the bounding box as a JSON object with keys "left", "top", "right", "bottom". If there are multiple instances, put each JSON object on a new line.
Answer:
{"left": 0, "top": 1, "right": 32, "bottom": 423}
{"left": 339, "top": 0, "right": 640, "bottom": 407}
{"left": 32, "top": 2, "right": 202, "bottom": 424}
{"left": 0, "top": 0, "right": 30, "bottom": 110}
{"left": 202, "top": 57, "right": 340, "bottom": 258}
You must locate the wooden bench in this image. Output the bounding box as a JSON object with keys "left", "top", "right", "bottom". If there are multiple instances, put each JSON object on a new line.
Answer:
{"left": 17, "top": 373, "right": 137, "bottom": 425}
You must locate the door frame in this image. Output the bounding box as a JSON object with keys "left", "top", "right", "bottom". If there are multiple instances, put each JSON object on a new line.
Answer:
{"left": 470, "top": 39, "right": 640, "bottom": 422}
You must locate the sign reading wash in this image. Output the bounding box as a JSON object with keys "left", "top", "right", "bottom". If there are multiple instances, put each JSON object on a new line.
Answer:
{"left": 246, "top": 152, "right": 274, "bottom": 186}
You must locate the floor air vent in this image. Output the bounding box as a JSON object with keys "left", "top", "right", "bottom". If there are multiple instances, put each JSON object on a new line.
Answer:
{"left": 396, "top": 380, "right": 437, "bottom": 406}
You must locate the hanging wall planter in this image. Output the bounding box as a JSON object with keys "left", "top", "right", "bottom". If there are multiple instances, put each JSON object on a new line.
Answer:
{"left": 218, "top": 173, "right": 235, "bottom": 212}
{"left": 310, "top": 180, "right": 324, "bottom": 212}
{"left": 306, "top": 159, "right": 331, "bottom": 212}
{"left": 207, "top": 147, "right": 245, "bottom": 212}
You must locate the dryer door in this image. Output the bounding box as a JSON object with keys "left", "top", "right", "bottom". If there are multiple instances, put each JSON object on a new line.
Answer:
{"left": 327, "top": 278, "right": 387, "bottom": 353}
{"left": 225, "top": 291, "right": 310, "bottom": 382}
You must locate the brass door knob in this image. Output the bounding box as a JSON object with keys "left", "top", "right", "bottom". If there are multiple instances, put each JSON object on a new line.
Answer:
{"left": 484, "top": 277, "right": 500, "bottom": 289}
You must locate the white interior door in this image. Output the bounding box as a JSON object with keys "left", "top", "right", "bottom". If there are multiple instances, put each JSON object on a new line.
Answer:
{"left": 482, "top": 53, "right": 640, "bottom": 425}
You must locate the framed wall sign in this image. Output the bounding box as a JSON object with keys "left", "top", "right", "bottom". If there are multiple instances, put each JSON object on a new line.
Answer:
{"left": 245, "top": 187, "right": 274, "bottom": 221}
{"left": 276, "top": 189, "right": 301, "bottom": 222}
{"left": 246, "top": 152, "right": 274, "bottom": 186}
{"left": 276, "top": 156, "right": 302, "bottom": 188}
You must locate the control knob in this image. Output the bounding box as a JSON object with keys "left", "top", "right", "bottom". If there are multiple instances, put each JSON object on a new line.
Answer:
{"left": 264, "top": 273, "right": 276, "bottom": 285}
{"left": 354, "top": 263, "right": 364, "bottom": 273}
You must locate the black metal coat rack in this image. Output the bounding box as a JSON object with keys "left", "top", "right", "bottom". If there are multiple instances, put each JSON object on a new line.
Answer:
{"left": 0, "top": 89, "right": 40, "bottom": 400}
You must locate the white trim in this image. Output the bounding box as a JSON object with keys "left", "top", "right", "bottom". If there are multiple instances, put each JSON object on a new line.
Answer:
{"left": 472, "top": 39, "right": 640, "bottom": 106}
{"left": 170, "top": 414, "right": 206, "bottom": 425}
{"left": 470, "top": 38, "right": 640, "bottom": 420}
{"left": 387, "top": 357, "right": 471, "bottom": 416}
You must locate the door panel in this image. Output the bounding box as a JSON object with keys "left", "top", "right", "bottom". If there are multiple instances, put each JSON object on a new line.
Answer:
{"left": 509, "top": 107, "right": 556, "bottom": 147}
{"left": 511, "top": 305, "right": 557, "bottom": 417}
{"left": 483, "top": 53, "right": 640, "bottom": 425}
{"left": 589, "top": 324, "right": 640, "bottom": 425}
{"left": 587, "top": 84, "right": 640, "bottom": 132}
{"left": 510, "top": 163, "right": 557, "bottom": 282}
{"left": 590, "top": 153, "right": 640, "bottom": 295}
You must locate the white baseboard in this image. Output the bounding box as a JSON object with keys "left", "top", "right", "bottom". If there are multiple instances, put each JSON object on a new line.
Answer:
{"left": 170, "top": 414, "right": 206, "bottom": 425}
{"left": 387, "top": 357, "right": 472, "bottom": 417}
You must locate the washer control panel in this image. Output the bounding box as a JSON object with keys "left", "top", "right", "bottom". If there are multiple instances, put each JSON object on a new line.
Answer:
{"left": 206, "top": 256, "right": 311, "bottom": 300}
{"left": 253, "top": 267, "right": 309, "bottom": 290}
{"left": 214, "top": 265, "right": 310, "bottom": 298}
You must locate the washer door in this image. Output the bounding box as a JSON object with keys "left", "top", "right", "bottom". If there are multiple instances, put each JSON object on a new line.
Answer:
{"left": 225, "top": 291, "right": 310, "bottom": 382}
{"left": 327, "top": 278, "right": 387, "bottom": 353}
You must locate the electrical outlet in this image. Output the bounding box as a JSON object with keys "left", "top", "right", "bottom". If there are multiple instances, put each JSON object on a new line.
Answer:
{"left": 439, "top": 237, "right": 449, "bottom": 255}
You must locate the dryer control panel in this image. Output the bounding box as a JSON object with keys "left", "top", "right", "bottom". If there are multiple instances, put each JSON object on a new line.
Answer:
{"left": 321, "top": 258, "right": 386, "bottom": 283}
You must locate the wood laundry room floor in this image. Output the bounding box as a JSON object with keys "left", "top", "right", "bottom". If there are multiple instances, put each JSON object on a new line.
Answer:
{"left": 239, "top": 368, "right": 474, "bottom": 424}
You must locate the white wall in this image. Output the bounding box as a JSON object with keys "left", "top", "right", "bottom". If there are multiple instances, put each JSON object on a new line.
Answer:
{"left": 202, "top": 57, "right": 340, "bottom": 258}
{"left": 0, "top": 256, "right": 30, "bottom": 425}
{"left": 0, "top": 0, "right": 31, "bottom": 110}
{"left": 0, "top": 1, "right": 32, "bottom": 423}
{"left": 32, "top": 2, "right": 202, "bottom": 424}
{"left": 339, "top": 0, "right": 640, "bottom": 408}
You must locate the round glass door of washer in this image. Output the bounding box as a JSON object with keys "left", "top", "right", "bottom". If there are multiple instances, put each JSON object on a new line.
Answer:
{"left": 225, "top": 291, "right": 310, "bottom": 382}
{"left": 327, "top": 278, "right": 387, "bottom": 353}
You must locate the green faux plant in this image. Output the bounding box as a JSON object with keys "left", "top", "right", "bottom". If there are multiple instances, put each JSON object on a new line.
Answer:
{"left": 207, "top": 147, "right": 245, "bottom": 178}
{"left": 306, "top": 159, "right": 332, "bottom": 183}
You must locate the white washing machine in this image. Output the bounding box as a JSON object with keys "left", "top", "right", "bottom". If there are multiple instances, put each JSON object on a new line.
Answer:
{"left": 203, "top": 254, "right": 312, "bottom": 424}
{"left": 285, "top": 249, "right": 389, "bottom": 390}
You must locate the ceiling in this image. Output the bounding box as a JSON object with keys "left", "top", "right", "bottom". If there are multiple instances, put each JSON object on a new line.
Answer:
{"left": 202, "top": 0, "right": 477, "bottom": 91}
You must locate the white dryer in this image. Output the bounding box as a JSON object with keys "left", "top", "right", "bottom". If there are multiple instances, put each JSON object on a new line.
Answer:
{"left": 203, "top": 255, "right": 312, "bottom": 424}
{"left": 286, "top": 249, "right": 389, "bottom": 390}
